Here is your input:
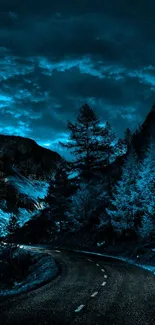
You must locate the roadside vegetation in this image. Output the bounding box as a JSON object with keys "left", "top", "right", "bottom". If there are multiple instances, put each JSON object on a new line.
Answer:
{"left": 0, "top": 242, "right": 36, "bottom": 290}
{"left": 2, "top": 103, "right": 155, "bottom": 269}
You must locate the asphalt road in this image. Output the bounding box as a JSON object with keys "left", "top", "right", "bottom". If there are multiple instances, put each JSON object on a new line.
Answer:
{"left": 1, "top": 247, "right": 155, "bottom": 325}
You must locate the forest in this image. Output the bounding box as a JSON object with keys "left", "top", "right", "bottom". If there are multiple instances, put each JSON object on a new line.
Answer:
{"left": 1, "top": 102, "right": 155, "bottom": 295}
{"left": 3, "top": 102, "right": 155, "bottom": 254}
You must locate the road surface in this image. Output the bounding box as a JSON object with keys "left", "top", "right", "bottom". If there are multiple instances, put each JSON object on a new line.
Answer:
{"left": 1, "top": 247, "right": 155, "bottom": 325}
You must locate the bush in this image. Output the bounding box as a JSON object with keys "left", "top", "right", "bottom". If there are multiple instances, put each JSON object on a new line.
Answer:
{"left": 0, "top": 243, "right": 36, "bottom": 289}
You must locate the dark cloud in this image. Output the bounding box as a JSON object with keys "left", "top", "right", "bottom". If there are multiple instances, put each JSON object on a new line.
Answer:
{"left": 1, "top": 0, "right": 155, "bottom": 18}
{"left": 0, "top": 0, "right": 155, "bottom": 158}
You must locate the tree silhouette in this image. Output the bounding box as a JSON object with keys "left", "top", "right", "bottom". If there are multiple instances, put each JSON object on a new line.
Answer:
{"left": 46, "top": 161, "right": 72, "bottom": 232}
{"left": 60, "top": 103, "right": 119, "bottom": 179}
{"left": 124, "top": 128, "right": 132, "bottom": 150}
{"left": 106, "top": 148, "right": 140, "bottom": 237}
{"left": 136, "top": 138, "right": 155, "bottom": 239}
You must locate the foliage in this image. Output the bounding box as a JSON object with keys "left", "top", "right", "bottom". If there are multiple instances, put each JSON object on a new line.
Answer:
{"left": 69, "top": 180, "right": 109, "bottom": 229}
{"left": 3, "top": 102, "right": 155, "bottom": 249}
{"left": 106, "top": 137, "right": 155, "bottom": 241}
{"left": 136, "top": 138, "right": 155, "bottom": 238}
{"left": 99, "top": 121, "right": 123, "bottom": 165}
{"left": 138, "top": 215, "right": 154, "bottom": 240}
{"left": 0, "top": 243, "right": 36, "bottom": 289}
{"left": 106, "top": 147, "right": 140, "bottom": 236}
{"left": 46, "top": 160, "right": 72, "bottom": 232}
{"left": 60, "top": 104, "right": 122, "bottom": 179}
{"left": 60, "top": 104, "right": 101, "bottom": 176}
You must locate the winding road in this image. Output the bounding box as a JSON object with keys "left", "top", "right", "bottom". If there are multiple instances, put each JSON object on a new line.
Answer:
{"left": 1, "top": 246, "right": 155, "bottom": 325}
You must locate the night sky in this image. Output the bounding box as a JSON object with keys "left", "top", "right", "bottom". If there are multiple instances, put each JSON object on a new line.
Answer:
{"left": 0, "top": 1, "right": 155, "bottom": 158}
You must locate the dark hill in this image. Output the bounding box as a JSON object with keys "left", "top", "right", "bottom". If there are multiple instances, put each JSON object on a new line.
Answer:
{"left": 0, "top": 135, "right": 62, "bottom": 180}
{"left": 0, "top": 135, "right": 63, "bottom": 228}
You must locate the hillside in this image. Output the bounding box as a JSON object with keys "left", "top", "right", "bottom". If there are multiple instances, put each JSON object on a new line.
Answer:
{"left": 0, "top": 135, "right": 62, "bottom": 234}
{"left": 0, "top": 135, "right": 61, "bottom": 179}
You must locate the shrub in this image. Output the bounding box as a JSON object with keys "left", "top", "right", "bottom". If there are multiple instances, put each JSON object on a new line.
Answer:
{"left": 0, "top": 243, "right": 36, "bottom": 289}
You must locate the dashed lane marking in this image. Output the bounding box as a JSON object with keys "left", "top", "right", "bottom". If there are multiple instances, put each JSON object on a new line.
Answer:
{"left": 96, "top": 263, "right": 99, "bottom": 266}
{"left": 88, "top": 259, "right": 92, "bottom": 262}
{"left": 101, "top": 281, "right": 106, "bottom": 286}
{"left": 104, "top": 274, "right": 108, "bottom": 279}
{"left": 91, "top": 291, "right": 98, "bottom": 298}
{"left": 101, "top": 269, "right": 105, "bottom": 272}
{"left": 55, "top": 250, "right": 61, "bottom": 253}
{"left": 75, "top": 304, "right": 85, "bottom": 312}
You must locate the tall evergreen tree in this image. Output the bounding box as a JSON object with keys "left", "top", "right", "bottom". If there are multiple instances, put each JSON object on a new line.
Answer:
{"left": 106, "top": 148, "right": 140, "bottom": 237}
{"left": 60, "top": 103, "right": 120, "bottom": 178}
{"left": 99, "top": 122, "right": 126, "bottom": 166}
{"left": 60, "top": 103, "right": 102, "bottom": 178}
{"left": 99, "top": 122, "right": 117, "bottom": 166}
{"left": 136, "top": 138, "right": 155, "bottom": 239}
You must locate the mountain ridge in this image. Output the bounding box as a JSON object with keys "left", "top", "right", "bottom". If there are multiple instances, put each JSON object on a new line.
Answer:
{"left": 0, "top": 134, "right": 62, "bottom": 180}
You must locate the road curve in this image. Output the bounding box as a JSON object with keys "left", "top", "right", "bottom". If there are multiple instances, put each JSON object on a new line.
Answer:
{"left": 1, "top": 247, "right": 155, "bottom": 325}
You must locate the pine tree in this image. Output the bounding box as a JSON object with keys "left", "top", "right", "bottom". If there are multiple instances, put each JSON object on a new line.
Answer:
{"left": 60, "top": 103, "right": 102, "bottom": 178}
{"left": 99, "top": 122, "right": 117, "bottom": 166}
{"left": 136, "top": 138, "right": 155, "bottom": 239}
{"left": 106, "top": 148, "right": 140, "bottom": 237}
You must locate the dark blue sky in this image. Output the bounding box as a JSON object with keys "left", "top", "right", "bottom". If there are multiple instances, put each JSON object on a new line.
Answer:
{"left": 0, "top": 0, "right": 155, "bottom": 158}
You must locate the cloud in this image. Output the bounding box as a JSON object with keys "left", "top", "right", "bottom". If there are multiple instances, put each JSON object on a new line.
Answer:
{"left": 0, "top": 1, "right": 155, "bottom": 158}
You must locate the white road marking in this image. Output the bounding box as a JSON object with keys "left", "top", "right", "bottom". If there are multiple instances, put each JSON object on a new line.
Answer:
{"left": 91, "top": 291, "right": 98, "bottom": 297}
{"left": 101, "top": 281, "right": 106, "bottom": 286}
{"left": 96, "top": 263, "right": 99, "bottom": 266}
{"left": 104, "top": 274, "right": 108, "bottom": 279}
{"left": 75, "top": 304, "right": 85, "bottom": 312}
{"left": 55, "top": 250, "right": 61, "bottom": 253}
{"left": 101, "top": 269, "right": 105, "bottom": 272}
{"left": 88, "top": 259, "right": 92, "bottom": 262}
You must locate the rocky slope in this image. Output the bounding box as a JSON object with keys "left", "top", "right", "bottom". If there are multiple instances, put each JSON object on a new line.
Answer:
{"left": 0, "top": 135, "right": 61, "bottom": 180}
{"left": 0, "top": 135, "right": 62, "bottom": 234}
